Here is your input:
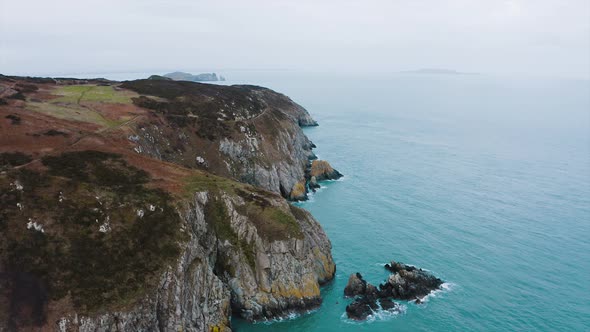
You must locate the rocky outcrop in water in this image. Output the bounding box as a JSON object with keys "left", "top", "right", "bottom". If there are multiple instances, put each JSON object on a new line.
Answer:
{"left": 310, "top": 160, "right": 343, "bottom": 182}
{"left": 305, "top": 160, "right": 343, "bottom": 195}
{"left": 380, "top": 261, "right": 443, "bottom": 301}
{"left": 344, "top": 261, "right": 443, "bottom": 320}
{"left": 344, "top": 273, "right": 399, "bottom": 320}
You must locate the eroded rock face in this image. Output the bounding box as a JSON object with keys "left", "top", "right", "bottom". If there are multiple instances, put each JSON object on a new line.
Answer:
{"left": 119, "top": 80, "right": 325, "bottom": 199}
{"left": 54, "top": 189, "right": 335, "bottom": 330}
{"left": 56, "top": 242, "right": 232, "bottom": 332}
{"left": 194, "top": 190, "right": 335, "bottom": 321}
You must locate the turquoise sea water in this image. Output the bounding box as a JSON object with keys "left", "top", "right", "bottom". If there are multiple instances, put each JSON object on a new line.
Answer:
{"left": 225, "top": 72, "right": 590, "bottom": 331}
{"left": 72, "top": 71, "right": 590, "bottom": 331}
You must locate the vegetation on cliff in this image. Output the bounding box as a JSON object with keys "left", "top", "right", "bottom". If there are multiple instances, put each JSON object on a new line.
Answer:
{"left": 0, "top": 151, "right": 185, "bottom": 327}
{"left": 0, "top": 75, "right": 337, "bottom": 330}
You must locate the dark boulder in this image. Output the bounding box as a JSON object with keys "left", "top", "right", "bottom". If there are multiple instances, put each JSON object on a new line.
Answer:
{"left": 381, "top": 261, "right": 443, "bottom": 300}
{"left": 379, "top": 297, "right": 399, "bottom": 311}
{"left": 345, "top": 295, "right": 379, "bottom": 320}
{"left": 344, "top": 273, "right": 377, "bottom": 297}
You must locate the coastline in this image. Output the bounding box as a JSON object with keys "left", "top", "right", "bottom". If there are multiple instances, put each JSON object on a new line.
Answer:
{"left": 0, "top": 74, "right": 340, "bottom": 331}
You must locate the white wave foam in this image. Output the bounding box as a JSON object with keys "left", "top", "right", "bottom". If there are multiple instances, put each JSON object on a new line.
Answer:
{"left": 256, "top": 308, "right": 320, "bottom": 325}
{"left": 328, "top": 175, "right": 346, "bottom": 182}
{"left": 341, "top": 303, "right": 407, "bottom": 324}
{"left": 415, "top": 282, "right": 455, "bottom": 304}
{"left": 374, "top": 262, "right": 389, "bottom": 266}
{"left": 366, "top": 304, "right": 406, "bottom": 323}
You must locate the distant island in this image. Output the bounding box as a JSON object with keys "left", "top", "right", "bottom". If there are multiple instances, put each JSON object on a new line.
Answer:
{"left": 159, "top": 71, "right": 226, "bottom": 82}
{"left": 400, "top": 68, "right": 479, "bottom": 75}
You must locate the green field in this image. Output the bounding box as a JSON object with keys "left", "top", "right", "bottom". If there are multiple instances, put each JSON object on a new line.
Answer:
{"left": 26, "top": 101, "right": 127, "bottom": 128}
{"left": 26, "top": 85, "right": 135, "bottom": 128}
{"left": 51, "top": 85, "right": 135, "bottom": 104}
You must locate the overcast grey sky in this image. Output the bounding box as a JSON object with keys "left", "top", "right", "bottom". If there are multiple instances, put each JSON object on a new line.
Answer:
{"left": 1, "top": 0, "right": 589, "bottom": 78}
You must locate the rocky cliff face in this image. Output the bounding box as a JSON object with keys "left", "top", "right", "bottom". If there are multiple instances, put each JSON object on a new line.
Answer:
{"left": 117, "top": 79, "right": 328, "bottom": 200}
{"left": 0, "top": 75, "right": 336, "bottom": 331}
{"left": 51, "top": 188, "right": 334, "bottom": 332}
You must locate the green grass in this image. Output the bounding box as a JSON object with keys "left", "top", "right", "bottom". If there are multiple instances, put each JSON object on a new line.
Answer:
{"left": 26, "top": 101, "right": 113, "bottom": 127}
{"left": 52, "top": 85, "right": 134, "bottom": 104}
{"left": 204, "top": 194, "right": 237, "bottom": 243}
{"left": 184, "top": 171, "right": 303, "bottom": 242}
{"left": 182, "top": 172, "right": 242, "bottom": 196}
{"left": 25, "top": 85, "right": 135, "bottom": 128}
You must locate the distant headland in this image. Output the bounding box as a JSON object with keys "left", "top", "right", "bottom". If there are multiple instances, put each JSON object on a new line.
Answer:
{"left": 153, "top": 71, "right": 226, "bottom": 82}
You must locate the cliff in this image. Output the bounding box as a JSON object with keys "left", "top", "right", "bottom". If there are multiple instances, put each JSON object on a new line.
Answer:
{"left": 0, "top": 75, "right": 337, "bottom": 331}
{"left": 118, "top": 79, "right": 322, "bottom": 199}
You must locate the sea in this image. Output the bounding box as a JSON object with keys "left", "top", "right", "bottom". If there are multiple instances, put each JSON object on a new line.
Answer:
{"left": 62, "top": 70, "right": 590, "bottom": 331}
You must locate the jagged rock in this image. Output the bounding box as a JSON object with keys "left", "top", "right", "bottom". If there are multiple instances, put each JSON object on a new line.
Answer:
{"left": 345, "top": 294, "right": 401, "bottom": 321}
{"left": 345, "top": 295, "right": 379, "bottom": 320}
{"left": 380, "top": 261, "right": 443, "bottom": 300}
{"left": 344, "top": 273, "right": 376, "bottom": 297}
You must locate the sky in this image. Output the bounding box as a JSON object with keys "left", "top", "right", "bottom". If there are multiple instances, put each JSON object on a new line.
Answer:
{"left": 1, "top": 0, "right": 589, "bottom": 79}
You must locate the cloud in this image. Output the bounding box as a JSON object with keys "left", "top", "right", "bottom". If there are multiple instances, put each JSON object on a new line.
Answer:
{"left": 0, "top": 0, "right": 588, "bottom": 78}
